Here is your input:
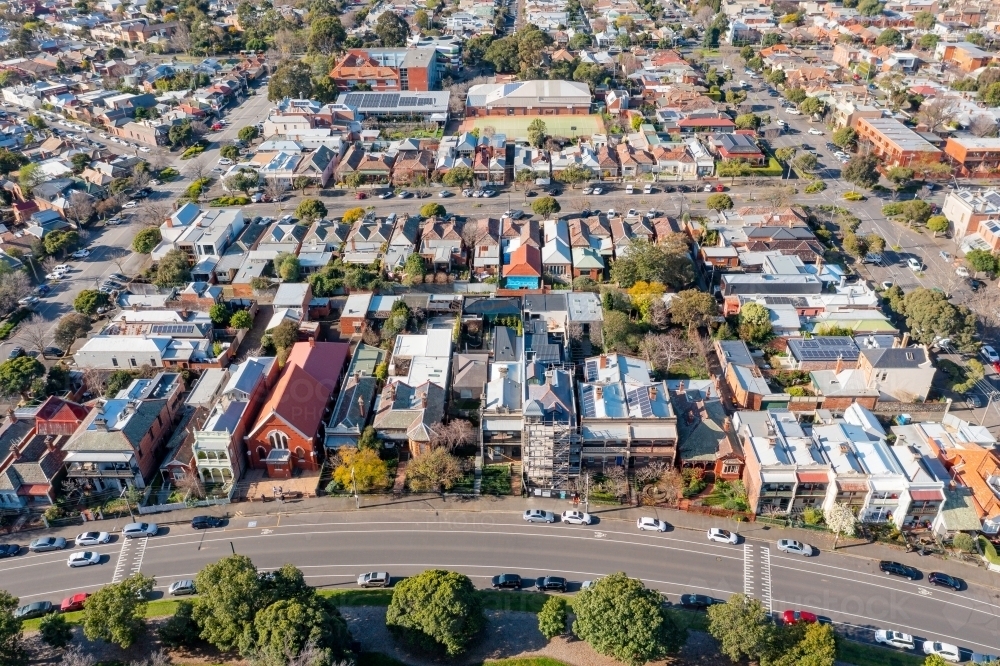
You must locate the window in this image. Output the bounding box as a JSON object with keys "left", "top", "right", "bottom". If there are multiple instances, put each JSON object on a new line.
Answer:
{"left": 294, "top": 446, "right": 305, "bottom": 460}
{"left": 723, "top": 463, "right": 740, "bottom": 475}
{"left": 112, "top": 358, "right": 119, "bottom": 367}
{"left": 129, "top": 358, "right": 137, "bottom": 368}
{"left": 150, "top": 358, "right": 157, "bottom": 366}
{"left": 268, "top": 431, "right": 289, "bottom": 450}
{"left": 256, "top": 446, "right": 266, "bottom": 461}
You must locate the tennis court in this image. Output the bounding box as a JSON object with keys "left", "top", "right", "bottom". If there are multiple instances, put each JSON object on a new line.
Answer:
{"left": 461, "top": 114, "right": 606, "bottom": 140}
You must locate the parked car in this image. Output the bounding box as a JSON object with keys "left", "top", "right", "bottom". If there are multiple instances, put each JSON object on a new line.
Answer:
{"left": 535, "top": 576, "right": 567, "bottom": 592}
{"left": 875, "top": 630, "right": 915, "bottom": 650}
{"left": 561, "top": 510, "right": 592, "bottom": 525}
{"left": 922, "top": 642, "right": 961, "bottom": 663}
{"left": 966, "top": 393, "right": 984, "bottom": 408}
{"left": 808, "top": 128, "right": 824, "bottom": 135}
{"left": 14, "top": 602, "right": 52, "bottom": 619}
{"left": 191, "top": 516, "right": 224, "bottom": 529}
{"left": 60, "top": 593, "right": 90, "bottom": 612}
{"left": 523, "top": 509, "right": 556, "bottom": 523}
{"left": 355, "top": 192, "right": 367, "bottom": 200}
{"left": 168, "top": 580, "right": 196, "bottom": 596}
{"left": 636, "top": 517, "right": 667, "bottom": 532}
{"left": 122, "top": 200, "right": 139, "bottom": 209}
{"left": 70, "top": 249, "right": 90, "bottom": 259}
{"left": 29, "top": 536, "right": 67, "bottom": 552}
{"left": 17, "top": 296, "right": 38, "bottom": 307}
{"left": 906, "top": 257, "right": 923, "bottom": 271}
{"left": 776, "top": 539, "right": 815, "bottom": 556}
{"left": 679, "top": 594, "right": 720, "bottom": 610}
{"left": 356, "top": 572, "right": 390, "bottom": 587}
{"left": 67, "top": 551, "right": 101, "bottom": 568}
{"left": 0, "top": 544, "right": 20, "bottom": 558}
{"left": 781, "top": 610, "right": 817, "bottom": 625}
{"left": 972, "top": 653, "right": 1000, "bottom": 664}
{"left": 928, "top": 572, "right": 963, "bottom": 590}
{"left": 879, "top": 560, "right": 920, "bottom": 580}
{"left": 981, "top": 345, "right": 1000, "bottom": 364}
{"left": 379, "top": 191, "right": 393, "bottom": 199}
{"left": 592, "top": 186, "right": 603, "bottom": 195}
{"left": 74, "top": 532, "right": 110, "bottom": 547}
{"left": 707, "top": 528, "right": 738, "bottom": 544}
{"left": 491, "top": 573, "right": 522, "bottom": 589}
{"left": 438, "top": 190, "right": 453, "bottom": 198}
{"left": 121, "top": 522, "right": 158, "bottom": 538}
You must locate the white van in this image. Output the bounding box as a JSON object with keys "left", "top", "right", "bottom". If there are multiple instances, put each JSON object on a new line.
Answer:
{"left": 625, "top": 183, "right": 634, "bottom": 194}
{"left": 643, "top": 183, "right": 653, "bottom": 194}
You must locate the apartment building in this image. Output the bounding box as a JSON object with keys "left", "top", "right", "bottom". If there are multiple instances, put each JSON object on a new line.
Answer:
{"left": 943, "top": 137, "right": 1000, "bottom": 179}
{"left": 942, "top": 188, "right": 1000, "bottom": 241}
{"left": 853, "top": 117, "right": 943, "bottom": 168}
{"left": 329, "top": 48, "right": 441, "bottom": 92}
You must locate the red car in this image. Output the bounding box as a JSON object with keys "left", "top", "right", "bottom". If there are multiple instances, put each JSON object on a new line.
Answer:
{"left": 990, "top": 361, "right": 1000, "bottom": 375}
{"left": 782, "top": 610, "right": 817, "bottom": 625}
{"left": 714, "top": 184, "right": 726, "bottom": 192}
{"left": 60, "top": 592, "right": 90, "bottom": 612}
{"left": 355, "top": 192, "right": 368, "bottom": 200}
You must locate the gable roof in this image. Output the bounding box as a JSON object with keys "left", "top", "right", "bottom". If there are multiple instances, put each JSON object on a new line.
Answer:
{"left": 285, "top": 341, "right": 350, "bottom": 393}
{"left": 250, "top": 364, "right": 328, "bottom": 441}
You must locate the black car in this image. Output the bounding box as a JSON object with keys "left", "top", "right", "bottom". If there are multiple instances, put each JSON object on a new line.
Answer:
{"left": 677, "top": 185, "right": 690, "bottom": 193}
{"left": 547, "top": 188, "right": 562, "bottom": 196}
{"left": 680, "top": 594, "right": 720, "bottom": 610}
{"left": 491, "top": 573, "right": 522, "bottom": 590}
{"left": 535, "top": 576, "right": 567, "bottom": 592}
{"left": 0, "top": 544, "right": 19, "bottom": 558}
{"left": 662, "top": 185, "right": 674, "bottom": 193}
{"left": 967, "top": 278, "right": 982, "bottom": 292}
{"left": 928, "top": 572, "right": 962, "bottom": 590}
{"left": 14, "top": 601, "right": 52, "bottom": 619}
{"left": 43, "top": 347, "right": 63, "bottom": 358}
{"left": 191, "top": 515, "right": 224, "bottom": 529}
{"left": 7, "top": 347, "right": 22, "bottom": 360}
{"left": 879, "top": 560, "right": 920, "bottom": 580}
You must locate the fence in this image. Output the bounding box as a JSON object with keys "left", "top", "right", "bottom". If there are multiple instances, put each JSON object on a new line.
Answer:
{"left": 138, "top": 501, "right": 186, "bottom": 515}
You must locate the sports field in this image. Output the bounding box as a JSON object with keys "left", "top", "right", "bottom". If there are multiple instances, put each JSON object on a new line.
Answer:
{"left": 460, "top": 114, "right": 606, "bottom": 140}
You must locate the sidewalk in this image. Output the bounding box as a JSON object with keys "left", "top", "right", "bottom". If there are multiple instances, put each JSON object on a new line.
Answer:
{"left": 81, "top": 492, "right": 1000, "bottom": 591}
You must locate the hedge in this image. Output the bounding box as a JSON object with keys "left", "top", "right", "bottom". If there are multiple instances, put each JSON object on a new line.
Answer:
{"left": 0, "top": 308, "right": 30, "bottom": 340}
{"left": 180, "top": 145, "right": 205, "bottom": 160}
{"left": 210, "top": 196, "right": 250, "bottom": 206}
{"left": 979, "top": 536, "right": 1000, "bottom": 565}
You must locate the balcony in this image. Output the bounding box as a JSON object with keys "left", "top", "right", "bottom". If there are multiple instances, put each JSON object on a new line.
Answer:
{"left": 66, "top": 462, "right": 138, "bottom": 479}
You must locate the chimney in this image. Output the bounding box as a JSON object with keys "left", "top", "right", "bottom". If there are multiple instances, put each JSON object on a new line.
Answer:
{"left": 723, "top": 417, "right": 731, "bottom": 432}
{"left": 835, "top": 354, "right": 844, "bottom": 374}
{"left": 5, "top": 409, "right": 14, "bottom": 424}
{"left": 499, "top": 365, "right": 508, "bottom": 377}
{"left": 45, "top": 436, "right": 55, "bottom": 452}
{"left": 354, "top": 370, "right": 362, "bottom": 381}
{"left": 900, "top": 331, "right": 910, "bottom": 348}
{"left": 165, "top": 217, "right": 173, "bottom": 228}
{"left": 599, "top": 354, "right": 607, "bottom": 369}
{"left": 309, "top": 336, "right": 315, "bottom": 348}
{"left": 94, "top": 417, "right": 107, "bottom": 431}
{"left": 648, "top": 385, "right": 658, "bottom": 402}
{"left": 357, "top": 396, "right": 365, "bottom": 418}
{"left": 420, "top": 392, "right": 428, "bottom": 409}
{"left": 595, "top": 385, "right": 604, "bottom": 400}
{"left": 815, "top": 253, "right": 823, "bottom": 278}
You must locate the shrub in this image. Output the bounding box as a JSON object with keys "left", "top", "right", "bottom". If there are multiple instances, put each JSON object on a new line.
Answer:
{"left": 158, "top": 600, "right": 198, "bottom": 647}
{"left": 209, "top": 196, "right": 249, "bottom": 206}
{"left": 951, "top": 532, "right": 975, "bottom": 553}
{"left": 180, "top": 145, "right": 205, "bottom": 159}
{"left": 39, "top": 612, "right": 73, "bottom": 648}
{"left": 804, "top": 181, "right": 826, "bottom": 193}
{"left": 842, "top": 191, "right": 865, "bottom": 201}
{"left": 538, "top": 596, "right": 568, "bottom": 639}
{"left": 159, "top": 167, "right": 180, "bottom": 180}
{"left": 802, "top": 507, "right": 824, "bottom": 525}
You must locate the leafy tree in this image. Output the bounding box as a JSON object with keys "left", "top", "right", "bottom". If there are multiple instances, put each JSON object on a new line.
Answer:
{"left": 238, "top": 126, "right": 259, "bottom": 143}
{"left": 219, "top": 145, "right": 240, "bottom": 161}
{"left": 209, "top": 303, "right": 230, "bottom": 326}
{"left": 358, "top": 426, "right": 381, "bottom": 452}
{"left": 717, "top": 160, "right": 752, "bottom": 182}
{"left": 375, "top": 11, "right": 410, "bottom": 47}
{"left": 54, "top": 313, "right": 91, "bottom": 349}
{"left": 980, "top": 83, "right": 1000, "bottom": 106}
{"left": 734, "top": 113, "right": 760, "bottom": 130}
{"left": 0, "top": 591, "right": 23, "bottom": 666}
{"left": 132, "top": 228, "right": 162, "bottom": 254}
{"left": 531, "top": 196, "right": 561, "bottom": 217}
{"left": 420, "top": 202, "right": 445, "bottom": 218}
{"left": 538, "top": 597, "right": 568, "bottom": 639}
{"left": 707, "top": 595, "right": 772, "bottom": 662}
{"left": 793, "top": 152, "right": 819, "bottom": 173}
{"left": 43, "top": 230, "right": 79, "bottom": 257}
{"left": 925, "top": 655, "right": 951, "bottom": 666}
{"left": 573, "top": 572, "right": 686, "bottom": 666}
{"left": 913, "top": 9, "right": 935, "bottom": 28}
{"left": 484, "top": 35, "right": 520, "bottom": 73}
{"left": 406, "top": 448, "right": 464, "bottom": 492}
{"left": 875, "top": 27, "right": 901, "bottom": 45}
{"left": 226, "top": 170, "right": 260, "bottom": 195}
{"left": 193, "top": 555, "right": 270, "bottom": 652}
{"left": 158, "top": 600, "right": 198, "bottom": 648}
{"left": 442, "top": 166, "right": 474, "bottom": 188}
{"left": 385, "top": 569, "right": 485, "bottom": 656}
{"left": 738, "top": 302, "right": 772, "bottom": 345}
{"left": 706, "top": 193, "right": 733, "bottom": 211}
{"left": 918, "top": 33, "right": 939, "bottom": 50}
{"left": 842, "top": 155, "right": 880, "bottom": 189}
{"left": 331, "top": 446, "right": 389, "bottom": 491}
{"left": 800, "top": 97, "right": 825, "bottom": 116}
{"left": 831, "top": 127, "right": 856, "bottom": 150}
{"left": 883, "top": 200, "right": 931, "bottom": 226}
{"left": 401, "top": 252, "right": 426, "bottom": 287}
{"left": 267, "top": 60, "right": 314, "bottom": 102}
{"left": 253, "top": 596, "right": 352, "bottom": 664}
{"left": 309, "top": 16, "right": 346, "bottom": 54}
{"left": 610, "top": 238, "right": 693, "bottom": 289}
{"left": 785, "top": 87, "right": 807, "bottom": 104}
{"left": 271, "top": 319, "right": 299, "bottom": 351}
{"left": 527, "top": 118, "right": 547, "bottom": 148}
{"left": 295, "top": 198, "right": 327, "bottom": 223}
{"left": 168, "top": 121, "right": 194, "bottom": 147}
{"left": 670, "top": 289, "right": 718, "bottom": 332}
{"left": 825, "top": 502, "right": 857, "bottom": 549}
{"left": 105, "top": 370, "right": 136, "bottom": 397}
{"left": 39, "top": 612, "right": 72, "bottom": 649}
{"left": 842, "top": 232, "right": 870, "bottom": 259}
{"left": 866, "top": 234, "right": 886, "bottom": 254}
{"left": 155, "top": 248, "right": 191, "bottom": 287}
{"left": 342, "top": 207, "right": 366, "bottom": 225}
{"left": 230, "top": 310, "right": 253, "bottom": 330}
{"left": 82, "top": 573, "right": 154, "bottom": 648}
{"left": 73, "top": 289, "right": 108, "bottom": 315}
{"left": 275, "top": 253, "right": 300, "bottom": 282}
{"left": 70, "top": 152, "right": 91, "bottom": 174}
{"left": 766, "top": 69, "right": 786, "bottom": 85}
{"left": 0, "top": 149, "right": 28, "bottom": 176}
{"left": 927, "top": 215, "right": 949, "bottom": 236}
{"left": 966, "top": 249, "right": 998, "bottom": 274}
{"left": 25, "top": 115, "right": 46, "bottom": 130}
{"left": 557, "top": 163, "right": 594, "bottom": 188}
{"left": 16, "top": 163, "right": 41, "bottom": 196}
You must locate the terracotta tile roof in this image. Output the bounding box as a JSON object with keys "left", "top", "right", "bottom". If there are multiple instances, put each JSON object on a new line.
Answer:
{"left": 252, "top": 364, "right": 329, "bottom": 441}
{"left": 504, "top": 244, "right": 541, "bottom": 277}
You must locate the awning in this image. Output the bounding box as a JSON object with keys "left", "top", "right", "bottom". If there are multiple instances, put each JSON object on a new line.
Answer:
{"left": 761, "top": 472, "right": 796, "bottom": 483}
{"left": 910, "top": 489, "right": 944, "bottom": 502}
{"left": 796, "top": 471, "right": 828, "bottom": 483}
{"left": 64, "top": 452, "right": 133, "bottom": 463}
{"left": 837, "top": 480, "right": 868, "bottom": 492}
{"left": 483, "top": 418, "right": 523, "bottom": 431}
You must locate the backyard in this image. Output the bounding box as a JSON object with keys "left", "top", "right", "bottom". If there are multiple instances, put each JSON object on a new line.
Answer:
{"left": 461, "top": 115, "right": 606, "bottom": 141}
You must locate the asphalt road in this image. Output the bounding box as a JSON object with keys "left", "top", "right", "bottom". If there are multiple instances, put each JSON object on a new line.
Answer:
{"left": 2, "top": 511, "right": 998, "bottom": 656}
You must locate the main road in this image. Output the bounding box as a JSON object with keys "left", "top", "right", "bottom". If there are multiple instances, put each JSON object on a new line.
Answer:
{"left": 1, "top": 510, "right": 998, "bottom": 657}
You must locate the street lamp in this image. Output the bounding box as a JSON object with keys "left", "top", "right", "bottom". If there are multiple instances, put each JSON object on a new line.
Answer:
{"left": 119, "top": 485, "right": 135, "bottom": 521}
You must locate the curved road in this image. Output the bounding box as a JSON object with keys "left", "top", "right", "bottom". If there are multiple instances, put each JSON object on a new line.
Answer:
{"left": 1, "top": 510, "right": 998, "bottom": 656}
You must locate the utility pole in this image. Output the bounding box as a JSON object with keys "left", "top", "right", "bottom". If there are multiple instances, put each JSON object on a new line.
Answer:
{"left": 584, "top": 472, "right": 590, "bottom": 513}
{"left": 980, "top": 393, "right": 994, "bottom": 426}
{"left": 351, "top": 466, "right": 359, "bottom": 509}
{"left": 120, "top": 485, "right": 135, "bottom": 521}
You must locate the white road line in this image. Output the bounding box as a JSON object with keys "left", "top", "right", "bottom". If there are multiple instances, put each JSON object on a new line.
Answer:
{"left": 759, "top": 546, "right": 772, "bottom": 615}
{"left": 743, "top": 543, "right": 754, "bottom": 597}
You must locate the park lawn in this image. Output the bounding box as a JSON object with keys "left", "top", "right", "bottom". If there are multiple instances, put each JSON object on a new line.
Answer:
{"left": 21, "top": 599, "right": 182, "bottom": 631}
{"left": 463, "top": 115, "right": 606, "bottom": 140}
{"left": 482, "top": 659, "right": 571, "bottom": 666}
{"left": 836, "top": 639, "right": 924, "bottom": 666}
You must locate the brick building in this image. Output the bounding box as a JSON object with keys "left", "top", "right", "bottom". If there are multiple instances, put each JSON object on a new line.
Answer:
{"left": 853, "top": 117, "right": 942, "bottom": 168}
{"left": 329, "top": 48, "right": 440, "bottom": 92}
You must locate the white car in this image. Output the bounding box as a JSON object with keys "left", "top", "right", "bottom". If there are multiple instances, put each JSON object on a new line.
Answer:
{"left": 99, "top": 132, "right": 109, "bottom": 139}
{"left": 777, "top": 539, "right": 815, "bottom": 556}
{"left": 907, "top": 257, "right": 923, "bottom": 271}
{"left": 44, "top": 271, "right": 66, "bottom": 281}
{"left": 123, "top": 200, "right": 138, "bottom": 209}
{"left": 71, "top": 249, "right": 90, "bottom": 259}
{"left": 703, "top": 184, "right": 713, "bottom": 192}
{"left": 523, "top": 509, "right": 555, "bottom": 523}
{"left": 218, "top": 158, "right": 233, "bottom": 166}
{"left": 922, "top": 642, "right": 961, "bottom": 663}
{"left": 636, "top": 517, "right": 668, "bottom": 532}
{"left": 379, "top": 191, "right": 393, "bottom": 199}
{"left": 607, "top": 208, "right": 617, "bottom": 218}
{"left": 707, "top": 528, "right": 738, "bottom": 544}
{"left": 121, "top": 522, "right": 158, "bottom": 538}
{"left": 561, "top": 510, "right": 592, "bottom": 525}
{"left": 582, "top": 187, "right": 593, "bottom": 195}
{"left": 74, "top": 532, "right": 110, "bottom": 547}
{"left": 17, "top": 296, "right": 38, "bottom": 307}
{"left": 438, "top": 190, "right": 452, "bottom": 198}
{"left": 956, "top": 266, "right": 970, "bottom": 277}
{"left": 808, "top": 128, "right": 824, "bottom": 135}
{"left": 875, "top": 630, "right": 914, "bottom": 650}
{"left": 67, "top": 551, "right": 101, "bottom": 568}
{"left": 592, "top": 187, "right": 603, "bottom": 195}
{"left": 139, "top": 146, "right": 151, "bottom": 152}
{"left": 981, "top": 345, "right": 999, "bottom": 363}
{"left": 786, "top": 108, "right": 802, "bottom": 115}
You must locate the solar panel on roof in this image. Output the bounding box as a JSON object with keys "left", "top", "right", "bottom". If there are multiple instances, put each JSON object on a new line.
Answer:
{"left": 626, "top": 388, "right": 653, "bottom": 418}
{"left": 581, "top": 386, "right": 595, "bottom": 418}
{"left": 342, "top": 94, "right": 360, "bottom": 106}
{"left": 585, "top": 360, "right": 599, "bottom": 382}
{"left": 419, "top": 97, "right": 433, "bottom": 106}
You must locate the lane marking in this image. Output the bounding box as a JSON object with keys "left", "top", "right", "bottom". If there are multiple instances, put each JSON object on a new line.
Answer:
{"left": 743, "top": 543, "right": 754, "bottom": 597}
{"left": 759, "top": 546, "right": 772, "bottom": 615}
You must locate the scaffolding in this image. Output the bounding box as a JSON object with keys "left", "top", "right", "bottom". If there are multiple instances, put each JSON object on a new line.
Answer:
{"left": 523, "top": 421, "right": 579, "bottom": 491}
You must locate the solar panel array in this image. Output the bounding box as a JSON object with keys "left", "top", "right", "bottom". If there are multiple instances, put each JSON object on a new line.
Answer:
{"left": 342, "top": 93, "right": 436, "bottom": 110}
{"left": 626, "top": 388, "right": 653, "bottom": 417}
{"left": 585, "top": 360, "right": 599, "bottom": 382}
{"left": 581, "top": 385, "right": 596, "bottom": 418}
{"left": 791, "top": 337, "right": 860, "bottom": 361}
{"left": 150, "top": 324, "right": 197, "bottom": 335}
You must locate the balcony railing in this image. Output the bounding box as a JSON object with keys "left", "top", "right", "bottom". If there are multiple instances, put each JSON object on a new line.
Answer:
{"left": 66, "top": 464, "right": 137, "bottom": 479}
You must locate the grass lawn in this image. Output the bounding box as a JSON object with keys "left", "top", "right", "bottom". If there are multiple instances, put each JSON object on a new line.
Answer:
{"left": 21, "top": 599, "right": 182, "bottom": 631}
{"left": 837, "top": 639, "right": 924, "bottom": 666}
{"left": 482, "top": 659, "right": 571, "bottom": 666}
{"left": 463, "top": 115, "right": 606, "bottom": 140}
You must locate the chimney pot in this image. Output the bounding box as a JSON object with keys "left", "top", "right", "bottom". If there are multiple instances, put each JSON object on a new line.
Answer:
{"left": 5, "top": 409, "right": 14, "bottom": 424}
{"left": 599, "top": 354, "right": 607, "bottom": 369}
{"left": 420, "top": 392, "right": 428, "bottom": 409}
{"left": 595, "top": 385, "right": 604, "bottom": 400}
{"left": 648, "top": 385, "right": 658, "bottom": 402}
{"left": 309, "top": 336, "right": 315, "bottom": 347}
{"left": 357, "top": 396, "right": 365, "bottom": 418}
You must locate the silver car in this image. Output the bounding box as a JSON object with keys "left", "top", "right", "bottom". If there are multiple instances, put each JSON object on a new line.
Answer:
{"left": 561, "top": 510, "right": 592, "bottom": 525}
{"left": 168, "top": 580, "right": 196, "bottom": 596}
{"left": 777, "top": 539, "right": 815, "bottom": 556}
{"left": 74, "top": 532, "right": 110, "bottom": 547}
{"left": 121, "top": 522, "right": 158, "bottom": 538}
{"left": 523, "top": 509, "right": 555, "bottom": 523}
{"left": 357, "top": 572, "right": 390, "bottom": 588}
{"left": 29, "top": 536, "right": 67, "bottom": 552}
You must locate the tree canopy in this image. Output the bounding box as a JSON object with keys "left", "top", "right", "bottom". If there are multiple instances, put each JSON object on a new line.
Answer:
{"left": 193, "top": 555, "right": 273, "bottom": 652}
{"left": 610, "top": 238, "right": 694, "bottom": 289}
{"left": 0, "top": 590, "right": 23, "bottom": 666}
{"left": 531, "top": 196, "right": 561, "bottom": 217}
{"left": 295, "top": 198, "right": 327, "bottom": 223}
{"left": 891, "top": 287, "right": 979, "bottom": 353}
{"left": 375, "top": 11, "right": 409, "bottom": 46}
{"left": 738, "top": 302, "right": 773, "bottom": 345}
{"left": 385, "top": 569, "right": 485, "bottom": 656}
{"left": 132, "top": 228, "right": 162, "bottom": 254}
{"left": 155, "top": 249, "right": 192, "bottom": 287}
{"left": 82, "top": 574, "right": 154, "bottom": 648}
{"left": 843, "top": 155, "right": 880, "bottom": 189}
{"left": 73, "top": 289, "right": 108, "bottom": 315}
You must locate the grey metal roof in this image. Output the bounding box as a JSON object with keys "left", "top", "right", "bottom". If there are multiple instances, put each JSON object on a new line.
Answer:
{"left": 861, "top": 347, "right": 927, "bottom": 368}
{"left": 494, "top": 326, "right": 520, "bottom": 363}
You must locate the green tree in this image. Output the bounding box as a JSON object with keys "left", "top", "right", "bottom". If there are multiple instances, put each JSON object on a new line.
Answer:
{"left": 925, "top": 656, "right": 951, "bottom": 666}
{"left": 238, "top": 126, "right": 259, "bottom": 143}
{"left": 401, "top": 252, "right": 426, "bottom": 287}
{"left": 900, "top": 287, "right": 979, "bottom": 352}
{"left": 155, "top": 248, "right": 192, "bottom": 287}
{"left": 738, "top": 302, "right": 773, "bottom": 345}
{"left": 573, "top": 572, "right": 686, "bottom": 666}
{"left": 267, "top": 61, "right": 314, "bottom": 102}
{"left": 842, "top": 232, "right": 869, "bottom": 259}
{"left": 0, "top": 591, "right": 23, "bottom": 666}
{"left": 193, "top": 555, "right": 270, "bottom": 652}
{"left": 484, "top": 35, "right": 520, "bottom": 73}
{"left": 309, "top": 16, "right": 346, "bottom": 54}
{"left": 875, "top": 27, "right": 901, "bottom": 45}
{"left": 858, "top": 0, "right": 884, "bottom": 14}
{"left": 980, "top": 82, "right": 1000, "bottom": 106}
{"left": 225, "top": 171, "right": 260, "bottom": 195}
{"left": 158, "top": 600, "right": 198, "bottom": 648}
{"left": 295, "top": 198, "right": 327, "bottom": 223}
{"left": 866, "top": 234, "right": 886, "bottom": 254}
{"left": 209, "top": 303, "right": 230, "bottom": 326}
{"left": 54, "top": 313, "right": 91, "bottom": 349}
{"left": 706, "top": 193, "right": 733, "bottom": 211}
{"left": 734, "top": 113, "right": 760, "bottom": 130}
{"left": 527, "top": 118, "right": 547, "bottom": 148}
{"left": 230, "top": 310, "right": 253, "bottom": 330}
{"left": 70, "top": 152, "right": 91, "bottom": 174}
{"left": 0, "top": 149, "right": 28, "bottom": 176}
{"left": 168, "top": 121, "right": 194, "bottom": 147}
{"left": 16, "top": 163, "right": 41, "bottom": 196}
{"left": 406, "top": 448, "right": 464, "bottom": 491}
{"left": 73, "top": 289, "right": 108, "bottom": 315}
{"left": 375, "top": 11, "right": 410, "bottom": 47}
{"left": 557, "top": 163, "right": 594, "bottom": 188}
{"left": 707, "top": 595, "right": 772, "bottom": 662}
{"left": 132, "top": 227, "right": 161, "bottom": 254}
{"left": 25, "top": 115, "right": 46, "bottom": 130}
{"left": 253, "top": 596, "right": 352, "bottom": 664}
{"left": 104, "top": 370, "right": 136, "bottom": 397}
{"left": 767, "top": 69, "right": 786, "bottom": 86}
{"left": 966, "top": 249, "right": 998, "bottom": 274}
{"left": 774, "top": 147, "right": 797, "bottom": 163}
{"left": 793, "top": 152, "right": 818, "bottom": 173}
{"left": 442, "top": 166, "right": 474, "bottom": 188}
{"left": 357, "top": 426, "right": 381, "bottom": 452}
{"left": 43, "top": 230, "right": 79, "bottom": 257}
{"left": 785, "top": 87, "right": 807, "bottom": 104}
{"left": 717, "top": 160, "right": 752, "bottom": 182}
{"left": 669, "top": 289, "right": 718, "bottom": 332}
{"left": 538, "top": 597, "right": 568, "bottom": 639}
{"left": 385, "top": 569, "right": 485, "bottom": 656}
{"left": 610, "top": 238, "right": 693, "bottom": 289}
{"left": 913, "top": 9, "right": 935, "bottom": 28}
{"left": 82, "top": 573, "right": 154, "bottom": 648}
{"left": 532, "top": 196, "right": 561, "bottom": 217}
{"left": 842, "top": 155, "right": 880, "bottom": 189}
{"left": 39, "top": 612, "right": 72, "bottom": 649}
{"left": 831, "top": 127, "right": 856, "bottom": 149}
{"left": 331, "top": 446, "right": 389, "bottom": 492}
{"left": 800, "top": 97, "right": 825, "bottom": 116}
{"left": 271, "top": 319, "right": 299, "bottom": 351}
{"left": 927, "top": 215, "right": 949, "bottom": 236}
{"left": 420, "top": 202, "right": 445, "bottom": 218}
{"left": 220, "top": 144, "right": 240, "bottom": 161}
{"left": 918, "top": 33, "right": 940, "bottom": 50}
{"left": 276, "top": 253, "right": 300, "bottom": 282}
